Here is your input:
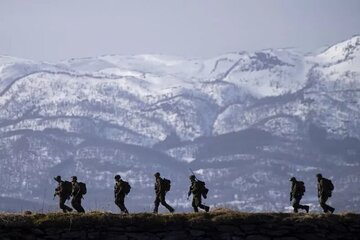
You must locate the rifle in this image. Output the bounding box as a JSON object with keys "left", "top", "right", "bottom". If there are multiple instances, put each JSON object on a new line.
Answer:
{"left": 189, "top": 168, "right": 199, "bottom": 181}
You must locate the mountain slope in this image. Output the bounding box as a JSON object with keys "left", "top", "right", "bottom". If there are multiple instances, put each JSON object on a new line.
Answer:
{"left": 0, "top": 36, "right": 359, "bottom": 212}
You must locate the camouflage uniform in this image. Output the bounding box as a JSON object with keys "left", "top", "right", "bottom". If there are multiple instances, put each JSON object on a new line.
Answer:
{"left": 54, "top": 176, "right": 72, "bottom": 213}
{"left": 114, "top": 175, "right": 129, "bottom": 214}
{"left": 317, "top": 174, "right": 335, "bottom": 213}
{"left": 71, "top": 176, "right": 85, "bottom": 213}
{"left": 153, "top": 173, "right": 174, "bottom": 213}
{"left": 188, "top": 175, "right": 209, "bottom": 213}
{"left": 289, "top": 177, "right": 309, "bottom": 213}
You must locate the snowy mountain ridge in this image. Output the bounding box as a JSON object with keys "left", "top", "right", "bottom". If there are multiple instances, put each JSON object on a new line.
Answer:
{"left": 0, "top": 36, "right": 359, "bottom": 212}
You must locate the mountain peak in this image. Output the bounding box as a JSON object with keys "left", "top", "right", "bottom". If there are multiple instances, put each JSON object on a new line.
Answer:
{"left": 315, "top": 35, "right": 360, "bottom": 64}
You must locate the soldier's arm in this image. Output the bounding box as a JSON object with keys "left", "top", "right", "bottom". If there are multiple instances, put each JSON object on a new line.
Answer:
{"left": 157, "top": 179, "right": 162, "bottom": 192}
{"left": 71, "top": 185, "right": 78, "bottom": 197}
{"left": 54, "top": 184, "right": 62, "bottom": 196}
{"left": 188, "top": 186, "right": 192, "bottom": 197}
{"left": 114, "top": 185, "right": 118, "bottom": 198}
{"left": 119, "top": 182, "right": 124, "bottom": 193}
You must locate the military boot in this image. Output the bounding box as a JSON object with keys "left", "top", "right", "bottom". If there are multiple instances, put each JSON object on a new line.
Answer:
{"left": 304, "top": 205, "right": 309, "bottom": 213}
{"left": 205, "top": 206, "right": 210, "bottom": 213}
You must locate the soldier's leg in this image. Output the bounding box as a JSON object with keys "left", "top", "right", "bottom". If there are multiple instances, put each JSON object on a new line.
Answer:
{"left": 77, "top": 198, "right": 85, "bottom": 213}
{"left": 116, "top": 195, "right": 128, "bottom": 214}
{"left": 59, "top": 197, "right": 72, "bottom": 212}
{"left": 292, "top": 198, "right": 300, "bottom": 213}
{"left": 71, "top": 197, "right": 85, "bottom": 213}
{"left": 297, "top": 197, "right": 309, "bottom": 213}
{"left": 160, "top": 193, "right": 174, "bottom": 213}
{"left": 299, "top": 204, "right": 309, "bottom": 213}
{"left": 192, "top": 197, "right": 199, "bottom": 212}
{"left": 153, "top": 195, "right": 160, "bottom": 213}
{"left": 321, "top": 195, "right": 334, "bottom": 213}
{"left": 115, "top": 198, "right": 121, "bottom": 209}
{"left": 122, "top": 195, "right": 129, "bottom": 214}
{"left": 196, "top": 197, "right": 210, "bottom": 212}
{"left": 71, "top": 198, "right": 79, "bottom": 212}
{"left": 59, "top": 198, "right": 66, "bottom": 212}
{"left": 319, "top": 195, "right": 330, "bottom": 213}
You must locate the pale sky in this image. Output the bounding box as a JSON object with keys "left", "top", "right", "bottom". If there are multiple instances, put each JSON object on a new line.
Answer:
{"left": 0, "top": 0, "right": 359, "bottom": 61}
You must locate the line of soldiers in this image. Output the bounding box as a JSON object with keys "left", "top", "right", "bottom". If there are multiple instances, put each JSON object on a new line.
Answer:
{"left": 54, "top": 176, "right": 85, "bottom": 213}
{"left": 54, "top": 172, "right": 210, "bottom": 214}
{"left": 290, "top": 173, "right": 335, "bottom": 213}
{"left": 54, "top": 172, "right": 335, "bottom": 214}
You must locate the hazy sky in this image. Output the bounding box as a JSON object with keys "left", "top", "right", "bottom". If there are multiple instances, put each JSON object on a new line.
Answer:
{"left": 0, "top": 0, "right": 359, "bottom": 61}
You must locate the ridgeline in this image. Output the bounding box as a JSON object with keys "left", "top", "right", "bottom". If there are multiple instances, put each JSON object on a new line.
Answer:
{"left": 0, "top": 209, "right": 359, "bottom": 240}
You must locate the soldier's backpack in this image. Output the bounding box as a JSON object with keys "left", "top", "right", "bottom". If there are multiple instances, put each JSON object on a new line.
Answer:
{"left": 122, "top": 181, "right": 131, "bottom": 195}
{"left": 162, "top": 178, "right": 171, "bottom": 192}
{"left": 295, "top": 181, "right": 306, "bottom": 196}
{"left": 196, "top": 180, "right": 209, "bottom": 199}
{"left": 322, "top": 178, "right": 334, "bottom": 194}
{"left": 78, "top": 182, "right": 87, "bottom": 195}
{"left": 62, "top": 181, "right": 73, "bottom": 198}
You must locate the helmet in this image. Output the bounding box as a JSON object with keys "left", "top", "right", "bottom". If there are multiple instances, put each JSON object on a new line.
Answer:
{"left": 289, "top": 177, "right": 296, "bottom": 182}
{"left": 154, "top": 172, "right": 160, "bottom": 177}
{"left": 189, "top": 175, "right": 196, "bottom": 180}
{"left": 54, "top": 176, "right": 61, "bottom": 181}
{"left": 114, "top": 175, "right": 121, "bottom": 180}
{"left": 316, "top": 173, "right": 322, "bottom": 179}
{"left": 71, "top": 176, "right": 77, "bottom": 181}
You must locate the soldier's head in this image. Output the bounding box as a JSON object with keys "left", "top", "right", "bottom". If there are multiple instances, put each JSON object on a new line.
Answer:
{"left": 54, "top": 176, "right": 61, "bottom": 182}
{"left": 114, "top": 175, "right": 121, "bottom": 181}
{"left": 289, "top": 177, "right": 296, "bottom": 182}
{"left": 189, "top": 175, "right": 196, "bottom": 182}
{"left": 154, "top": 172, "right": 160, "bottom": 178}
{"left": 316, "top": 173, "right": 322, "bottom": 181}
{"left": 71, "top": 176, "right": 78, "bottom": 182}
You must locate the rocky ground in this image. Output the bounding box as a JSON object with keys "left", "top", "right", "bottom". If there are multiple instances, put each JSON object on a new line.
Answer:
{"left": 0, "top": 209, "right": 359, "bottom": 240}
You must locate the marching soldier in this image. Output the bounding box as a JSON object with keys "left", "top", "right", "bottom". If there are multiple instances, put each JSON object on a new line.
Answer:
{"left": 153, "top": 172, "right": 174, "bottom": 214}
{"left": 71, "top": 176, "right": 86, "bottom": 213}
{"left": 53, "top": 176, "right": 73, "bottom": 213}
{"left": 188, "top": 175, "right": 210, "bottom": 213}
{"left": 317, "top": 173, "right": 335, "bottom": 213}
{"left": 289, "top": 177, "right": 309, "bottom": 213}
{"left": 114, "top": 175, "right": 129, "bottom": 214}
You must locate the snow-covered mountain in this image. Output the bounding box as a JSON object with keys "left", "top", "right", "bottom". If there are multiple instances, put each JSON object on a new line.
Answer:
{"left": 0, "top": 36, "right": 359, "bottom": 213}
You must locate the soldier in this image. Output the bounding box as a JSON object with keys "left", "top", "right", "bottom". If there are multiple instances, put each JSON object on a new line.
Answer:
{"left": 316, "top": 173, "right": 335, "bottom": 213}
{"left": 289, "top": 177, "right": 309, "bottom": 213}
{"left": 153, "top": 172, "right": 174, "bottom": 214}
{"left": 188, "top": 175, "right": 210, "bottom": 213}
{"left": 53, "top": 176, "right": 73, "bottom": 213}
{"left": 114, "top": 175, "right": 129, "bottom": 214}
{"left": 71, "top": 176, "right": 85, "bottom": 213}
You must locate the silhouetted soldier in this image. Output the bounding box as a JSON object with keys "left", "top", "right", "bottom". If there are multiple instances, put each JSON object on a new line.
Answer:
{"left": 316, "top": 173, "right": 335, "bottom": 213}
{"left": 188, "top": 175, "right": 210, "bottom": 212}
{"left": 114, "top": 175, "right": 129, "bottom": 214}
{"left": 289, "top": 177, "right": 309, "bottom": 213}
{"left": 153, "top": 172, "right": 174, "bottom": 213}
{"left": 71, "top": 176, "right": 86, "bottom": 213}
{"left": 53, "top": 176, "right": 73, "bottom": 213}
